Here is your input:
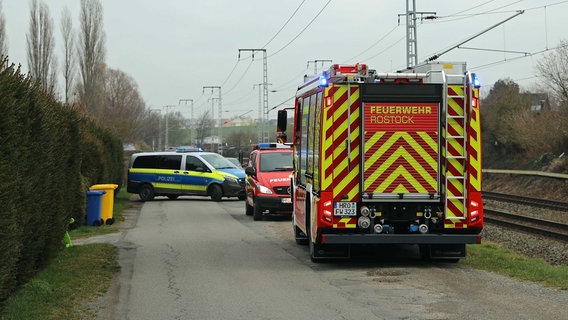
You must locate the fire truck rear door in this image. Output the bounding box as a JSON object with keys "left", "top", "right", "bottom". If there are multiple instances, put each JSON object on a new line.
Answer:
{"left": 360, "top": 83, "right": 443, "bottom": 201}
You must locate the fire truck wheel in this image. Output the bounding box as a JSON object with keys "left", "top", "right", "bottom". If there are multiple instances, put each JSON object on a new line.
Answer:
{"left": 309, "top": 232, "right": 321, "bottom": 262}
{"left": 293, "top": 224, "right": 307, "bottom": 245}
{"left": 253, "top": 202, "right": 263, "bottom": 221}
{"left": 245, "top": 201, "right": 253, "bottom": 216}
{"left": 209, "top": 184, "right": 223, "bottom": 202}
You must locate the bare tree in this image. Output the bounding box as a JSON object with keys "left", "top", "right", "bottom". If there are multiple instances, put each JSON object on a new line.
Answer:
{"left": 195, "top": 110, "right": 213, "bottom": 148}
{"left": 78, "top": 0, "right": 106, "bottom": 117}
{"left": 103, "top": 67, "right": 146, "bottom": 141}
{"left": 0, "top": 0, "right": 8, "bottom": 59}
{"left": 536, "top": 40, "right": 568, "bottom": 108}
{"left": 136, "top": 110, "right": 162, "bottom": 150}
{"left": 60, "top": 7, "right": 75, "bottom": 104}
{"left": 26, "top": 0, "right": 57, "bottom": 94}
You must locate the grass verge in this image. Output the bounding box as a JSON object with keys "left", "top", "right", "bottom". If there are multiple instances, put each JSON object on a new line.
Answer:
{"left": 0, "top": 244, "right": 118, "bottom": 320}
{"left": 0, "top": 189, "right": 131, "bottom": 319}
{"left": 462, "top": 242, "right": 568, "bottom": 290}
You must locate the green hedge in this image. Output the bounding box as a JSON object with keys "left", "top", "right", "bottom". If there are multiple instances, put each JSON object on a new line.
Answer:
{"left": 0, "top": 59, "right": 123, "bottom": 307}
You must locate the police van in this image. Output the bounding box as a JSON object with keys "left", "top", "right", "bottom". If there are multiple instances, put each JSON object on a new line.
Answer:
{"left": 127, "top": 150, "right": 246, "bottom": 201}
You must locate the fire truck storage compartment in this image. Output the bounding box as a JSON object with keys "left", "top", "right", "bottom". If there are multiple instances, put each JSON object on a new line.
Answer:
{"left": 360, "top": 83, "right": 444, "bottom": 201}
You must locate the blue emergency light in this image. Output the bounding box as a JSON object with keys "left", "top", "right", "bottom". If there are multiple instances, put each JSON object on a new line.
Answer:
{"left": 471, "top": 73, "right": 481, "bottom": 88}
{"left": 319, "top": 73, "right": 329, "bottom": 87}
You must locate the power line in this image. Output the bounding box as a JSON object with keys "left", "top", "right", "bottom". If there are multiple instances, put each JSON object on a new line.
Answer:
{"left": 472, "top": 47, "right": 554, "bottom": 70}
{"left": 445, "top": 0, "right": 498, "bottom": 17}
{"left": 220, "top": 60, "right": 242, "bottom": 88}
{"left": 362, "top": 35, "right": 407, "bottom": 65}
{"left": 223, "top": 59, "right": 254, "bottom": 95}
{"left": 423, "top": 10, "right": 525, "bottom": 62}
{"left": 268, "top": 0, "right": 332, "bottom": 58}
{"left": 342, "top": 25, "right": 399, "bottom": 63}
{"left": 432, "top": 1, "right": 568, "bottom": 23}
{"left": 262, "top": 0, "right": 307, "bottom": 49}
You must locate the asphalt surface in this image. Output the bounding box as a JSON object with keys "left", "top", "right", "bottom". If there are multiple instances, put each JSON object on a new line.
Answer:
{"left": 76, "top": 196, "right": 568, "bottom": 320}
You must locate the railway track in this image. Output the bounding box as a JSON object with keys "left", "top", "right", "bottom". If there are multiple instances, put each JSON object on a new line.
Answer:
{"left": 484, "top": 209, "right": 568, "bottom": 242}
{"left": 483, "top": 191, "right": 568, "bottom": 211}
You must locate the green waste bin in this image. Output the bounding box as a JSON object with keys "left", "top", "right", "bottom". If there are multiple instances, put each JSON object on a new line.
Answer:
{"left": 89, "top": 184, "right": 118, "bottom": 225}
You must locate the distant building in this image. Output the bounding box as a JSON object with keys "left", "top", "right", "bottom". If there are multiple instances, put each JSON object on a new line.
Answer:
{"left": 522, "top": 93, "right": 550, "bottom": 113}
{"left": 202, "top": 136, "right": 222, "bottom": 145}
{"left": 222, "top": 116, "right": 255, "bottom": 127}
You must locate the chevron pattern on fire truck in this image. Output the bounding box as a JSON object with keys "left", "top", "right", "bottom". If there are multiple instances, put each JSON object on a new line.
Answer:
{"left": 444, "top": 85, "right": 467, "bottom": 229}
{"left": 364, "top": 131, "right": 438, "bottom": 194}
{"left": 322, "top": 85, "right": 361, "bottom": 202}
{"left": 468, "top": 87, "right": 482, "bottom": 193}
{"left": 333, "top": 217, "right": 356, "bottom": 228}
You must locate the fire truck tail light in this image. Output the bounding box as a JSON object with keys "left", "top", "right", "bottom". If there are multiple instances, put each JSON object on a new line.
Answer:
{"left": 322, "top": 200, "right": 333, "bottom": 222}
{"left": 326, "top": 96, "right": 332, "bottom": 107}
{"left": 468, "top": 192, "right": 484, "bottom": 227}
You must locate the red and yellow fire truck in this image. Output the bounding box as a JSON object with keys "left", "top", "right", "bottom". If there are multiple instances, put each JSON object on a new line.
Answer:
{"left": 277, "top": 62, "right": 483, "bottom": 262}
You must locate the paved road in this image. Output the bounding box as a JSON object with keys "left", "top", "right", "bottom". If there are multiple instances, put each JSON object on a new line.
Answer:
{"left": 97, "top": 197, "right": 568, "bottom": 320}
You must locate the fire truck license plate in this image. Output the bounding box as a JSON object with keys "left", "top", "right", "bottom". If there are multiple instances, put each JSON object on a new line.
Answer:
{"left": 334, "top": 202, "right": 357, "bottom": 216}
{"left": 281, "top": 198, "right": 291, "bottom": 204}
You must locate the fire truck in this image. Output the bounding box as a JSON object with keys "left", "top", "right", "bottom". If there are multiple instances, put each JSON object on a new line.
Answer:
{"left": 277, "top": 62, "right": 483, "bottom": 262}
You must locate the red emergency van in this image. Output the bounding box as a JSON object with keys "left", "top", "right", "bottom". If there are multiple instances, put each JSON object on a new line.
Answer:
{"left": 245, "top": 143, "right": 293, "bottom": 220}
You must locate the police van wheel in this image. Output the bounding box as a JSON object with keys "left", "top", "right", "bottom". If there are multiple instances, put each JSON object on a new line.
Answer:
{"left": 209, "top": 185, "right": 223, "bottom": 202}
{"left": 139, "top": 184, "right": 155, "bottom": 201}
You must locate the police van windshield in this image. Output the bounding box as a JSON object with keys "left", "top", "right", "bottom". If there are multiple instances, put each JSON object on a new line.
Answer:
{"left": 260, "top": 152, "right": 293, "bottom": 172}
{"left": 200, "top": 153, "right": 238, "bottom": 169}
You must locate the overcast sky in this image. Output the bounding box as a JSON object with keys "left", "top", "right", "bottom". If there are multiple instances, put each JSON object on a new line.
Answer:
{"left": 2, "top": 0, "right": 567, "bottom": 119}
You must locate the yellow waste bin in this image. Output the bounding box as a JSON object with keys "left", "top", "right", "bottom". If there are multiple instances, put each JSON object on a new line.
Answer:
{"left": 89, "top": 184, "right": 118, "bottom": 225}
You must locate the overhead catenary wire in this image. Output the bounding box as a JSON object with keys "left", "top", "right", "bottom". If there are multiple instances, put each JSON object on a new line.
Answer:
{"left": 431, "top": 0, "right": 568, "bottom": 23}
{"left": 205, "top": 1, "right": 308, "bottom": 112}
{"left": 342, "top": 25, "right": 400, "bottom": 64}
{"left": 261, "top": 0, "right": 307, "bottom": 49}
{"left": 268, "top": 0, "right": 332, "bottom": 58}
{"left": 472, "top": 47, "right": 555, "bottom": 70}
{"left": 222, "top": 59, "right": 254, "bottom": 96}
{"left": 209, "top": 0, "right": 568, "bottom": 119}
{"left": 209, "top": 0, "right": 325, "bottom": 105}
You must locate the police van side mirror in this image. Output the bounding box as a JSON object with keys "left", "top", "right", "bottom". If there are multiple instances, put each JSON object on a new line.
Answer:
{"left": 245, "top": 166, "right": 256, "bottom": 176}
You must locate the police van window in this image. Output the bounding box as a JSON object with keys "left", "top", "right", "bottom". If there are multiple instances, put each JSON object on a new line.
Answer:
{"left": 186, "top": 155, "right": 207, "bottom": 172}
{"left": 158, "top": 155, "right": 182, "bottom": 170}
{"left": 132, "top": 155, "right": 158, "bottom": 169}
